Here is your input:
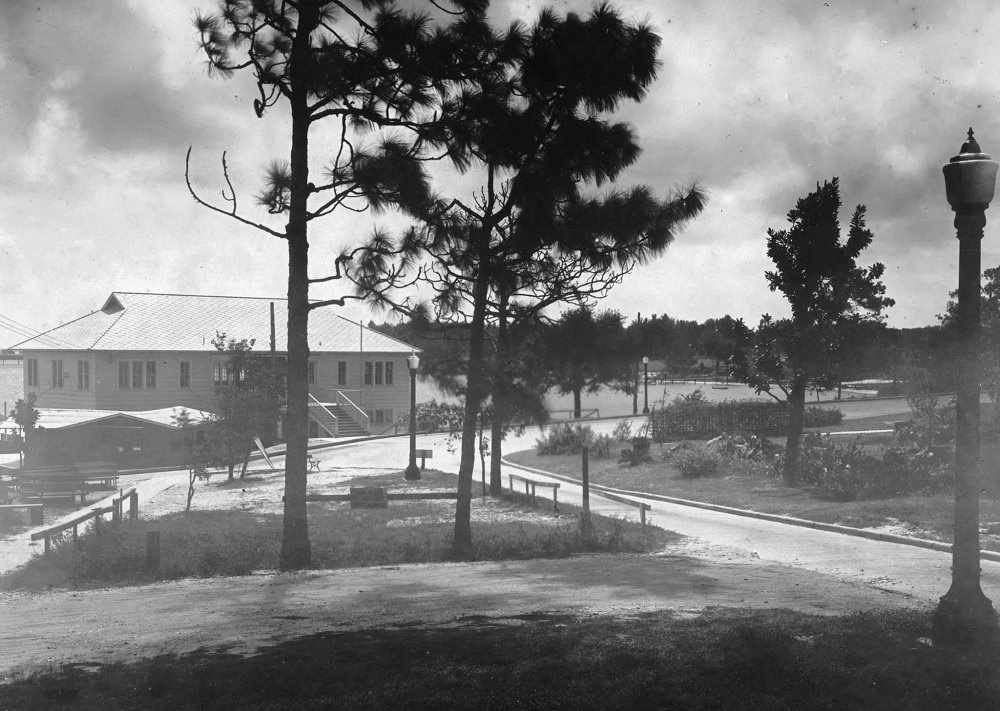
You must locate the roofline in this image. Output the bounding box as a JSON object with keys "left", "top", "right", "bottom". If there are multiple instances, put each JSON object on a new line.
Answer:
{"left": 7, "top": 308, "right": 105, "bottom": 351}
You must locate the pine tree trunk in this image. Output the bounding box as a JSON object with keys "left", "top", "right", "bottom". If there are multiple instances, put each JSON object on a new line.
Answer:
{"left": 279, "top": 3, "right": 318, "bottom": 570}
{"left": 454, "top": 233, "right": 491, "bottom": 555}
{"left": 782, "top": 378, "right": 807, "bottom": 486}
{"left": 489, "top": 290, "right": 509, "bottom": 496}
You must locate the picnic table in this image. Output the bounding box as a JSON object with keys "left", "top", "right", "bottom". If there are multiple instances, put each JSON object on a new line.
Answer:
{"left": 17, "top": 463, "right": 120, "bottom": 504}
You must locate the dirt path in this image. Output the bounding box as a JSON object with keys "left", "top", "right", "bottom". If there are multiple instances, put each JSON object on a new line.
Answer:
{"left": 0, "top": 542, "right": 921, "bottom": 678}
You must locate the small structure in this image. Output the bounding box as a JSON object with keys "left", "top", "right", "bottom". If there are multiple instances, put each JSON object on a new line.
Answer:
{"left": 25, "top": 406, "right": 213, "bottom": 469}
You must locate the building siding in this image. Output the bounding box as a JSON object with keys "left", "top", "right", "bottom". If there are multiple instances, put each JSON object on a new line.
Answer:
{"left": 21, "top": 349, "right": 412, "bottom": 422}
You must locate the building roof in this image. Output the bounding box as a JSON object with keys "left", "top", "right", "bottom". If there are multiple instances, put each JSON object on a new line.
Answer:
{"left": 12, "top": 292, "right": 417, "bottom": 354}
{"left": 33, "top": 406, "right": 215, "bottom": 430}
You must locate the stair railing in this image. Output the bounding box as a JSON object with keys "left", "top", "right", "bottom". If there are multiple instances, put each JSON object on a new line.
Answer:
{"left": 336, "top": 390, "right": 371, "bottom": 433}
{"left": 307, "top": 392, "right": 339, "bottom": 437}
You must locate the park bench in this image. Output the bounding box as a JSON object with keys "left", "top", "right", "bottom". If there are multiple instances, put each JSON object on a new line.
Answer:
{"left": 75, "top": 462, "right": 120, "bottom": 491}
{"left": 16, "top": 464, "right": 119, "bottom": 504}
{"left": 507, "top": 473, "right": 560, "bottom": 511}
{"left": 307, "top": 455, "right": 321, "bottom": 472}
{"left": 18, "top": 466, "right": 88, "bottom": 504}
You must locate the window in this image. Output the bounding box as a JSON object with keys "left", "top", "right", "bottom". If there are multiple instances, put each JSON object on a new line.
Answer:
{"left": 132, "top": 361, "right": 144, "bottom": 389}
{"left": 145, "top": 361, "right": 157, "bottom": 389}
{"left": 77, "top": 360, "right": 90, "bottom": 390}
{"left": 51, "top": 360, "right": 64, "bottom": 388}
{"left": 27, "top": 359, "right": 38, "bottom": 387}
{"left": 119, "top": 361, "right": 130, "bottom": 389}
{"left": 213, "top": 361, "right": 231, "bottom": 386}
{"left": 364, "top": 360, "right": 394, "bottom": 386}
{"left": 337, "top": 361, "right": 347, "bottom": 386}
{"left": 308, "top": 360, "right": 317, "bottom": 385}
{"left": 180, "top": 361, "right": 191, "bottom": 388}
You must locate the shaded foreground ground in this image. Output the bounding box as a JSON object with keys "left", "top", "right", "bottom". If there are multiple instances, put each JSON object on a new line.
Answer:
{"left": 7, "top": 606, "right": 1000, "bottom": 710}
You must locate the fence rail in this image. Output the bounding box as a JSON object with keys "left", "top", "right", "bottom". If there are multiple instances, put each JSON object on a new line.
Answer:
{"left": 547, "top": 408, "right": 601, "bottom": 421}
{"left": 30, "top": 488, "right": 138, "bottom": 554}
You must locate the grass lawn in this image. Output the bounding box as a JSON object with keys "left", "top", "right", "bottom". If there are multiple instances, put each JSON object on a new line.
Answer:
{"left": 5, "top": 607, "right": 999, "bottom": 710}
{"left": 0, "top": 468, "right": 673, "bottom": 591}
{"left": 506, "top": 444, "right": 1000, "bottom": 551}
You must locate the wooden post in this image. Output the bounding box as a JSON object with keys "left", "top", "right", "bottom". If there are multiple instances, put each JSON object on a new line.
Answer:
{"left": 146, "top": 531, "right": 161, "bottom": 570}
{"left": 30, "top": 505, "right": 43, "bottom": 525}
{"left": 130, "top": 490, "right": 139, "bottom": 521}
{"left": 581, "top": 446, "right": 592, "bottom": 539}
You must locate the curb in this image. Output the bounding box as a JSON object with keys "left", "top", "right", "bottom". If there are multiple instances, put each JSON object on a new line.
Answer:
{"left": 500, "top": 457, "right": 1000, "bottom": 564}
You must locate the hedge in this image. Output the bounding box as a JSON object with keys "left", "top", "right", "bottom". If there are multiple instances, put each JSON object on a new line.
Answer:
{"left": 648, "top": 399, "right": 843, "bottom": 441}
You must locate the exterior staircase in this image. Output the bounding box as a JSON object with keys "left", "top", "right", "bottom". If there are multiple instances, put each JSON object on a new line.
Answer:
{"left": 328, "top": 405, "right": 367, "bottom": 437}
{"left": 307, "top": 395, "right": 367, "bottom": 438}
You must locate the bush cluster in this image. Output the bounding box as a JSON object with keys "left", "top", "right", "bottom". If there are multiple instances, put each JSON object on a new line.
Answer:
{"left": 789, "top": 433, "right": 952, "bottom": 501}
{"left": 535, "top": 423, "right": 594, "bottom": 455}
{"left": 649, "top": 391, "right": 843, "bottom": 441}
{"left": 397, "top": 400, "right": 466, "bottom": 434}
{"left": 674, "top": 448, "right": 722, "bottom": 478}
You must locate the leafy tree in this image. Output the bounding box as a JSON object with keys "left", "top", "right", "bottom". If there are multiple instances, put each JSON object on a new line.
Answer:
{"left": 210, "top": 333, "right": 285, "bottom": 481}
{"left": 190, "top": 0, "right": 487, "bottom": 568}
{"left": 171, "top": 408, "right": 213, "bottom": 512}
{"left": 11, "top": 392, "right": 39, "bottom": 468}
{"left": 942, "top": 263, "right": 1000, "bottom": 428}
{"left": 700, "top": 316, "right": 752, "bottom": 375}
{"left": 348, "top": 5, "right": 704, "bottom": 552}
{"left": 542, "top": 307, "right": 628, "bottom": 419}
{"left": 736, "top": 178, "right": 894, "bottom": 485}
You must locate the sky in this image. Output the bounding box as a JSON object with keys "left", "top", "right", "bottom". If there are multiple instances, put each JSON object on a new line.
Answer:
{"left": 3, "top": 0, "right": 1000, "bottom": 347}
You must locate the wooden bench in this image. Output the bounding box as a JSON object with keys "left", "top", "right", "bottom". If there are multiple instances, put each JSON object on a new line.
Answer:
{"left": 18, "top": 467, "right": 89, "bottom": 505}
{"left": 507, "top": 473, "right": 560, "bottom": 511}
{"left": 307, "top": 455, "right": 321, "bottom": 472}
{"left": 414, "top": 448, "right": 433, "bottom": 471}
{"left": 0, "top": 503, "right": 44, "bottom": 525}
{"left": 75, "top": 462, "right": 120, "bottom": 491}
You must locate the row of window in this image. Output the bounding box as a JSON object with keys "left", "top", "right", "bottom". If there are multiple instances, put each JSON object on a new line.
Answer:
{"left": 26, "top": 357, "right": 402, "bottom": 391}
{"left": 26, "top": 359, "right": 89, "bottom": 390}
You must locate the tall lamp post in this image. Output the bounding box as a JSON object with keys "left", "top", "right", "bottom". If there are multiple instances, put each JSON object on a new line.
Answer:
{"left": 404, "top": 353, "right": 421, "bottom": 481}
{"left": 642, "top": 356, "right": 650, "bottom": 414}
{"left": 935, "top": 128, "right": 999, "bottom": 642}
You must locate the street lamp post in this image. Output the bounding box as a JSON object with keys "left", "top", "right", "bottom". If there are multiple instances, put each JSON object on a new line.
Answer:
{"left": 404, "top": 353, "right": 421, "bottom": 481}
{"left": 935, "top": 128, "right": 999, "bottom": 643}
{"left": 642, "top": 356, "right": 650, "bottom": 414}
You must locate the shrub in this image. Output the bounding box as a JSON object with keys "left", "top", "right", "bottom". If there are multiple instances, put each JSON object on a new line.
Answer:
{"left": 675, "top": 448, "right": 722, "bottom": 478}
{"left": 791, "top": 433, "right": 952, "bottom": 501}
{"left": 611, "top": 419, "right": 633, "bottom": 442}
{"left": 536, "top": 423, "right": 594, "bottom": 455}
{"left": 397, "top": 400, "right": 466, "bottom": 434}
{"left": 590, "top": 433, "right": 615, "bottom": 459}
{"left": 804, "top": 406, "right": 844, "bottom": 428}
